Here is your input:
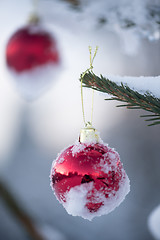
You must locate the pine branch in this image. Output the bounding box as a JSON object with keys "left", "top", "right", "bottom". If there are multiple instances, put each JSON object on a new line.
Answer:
{"left": 80, "top": 72, "right": 160, "bottom": 126}
{"left": 0, "top": 180, "right": 45, "bottom": 240}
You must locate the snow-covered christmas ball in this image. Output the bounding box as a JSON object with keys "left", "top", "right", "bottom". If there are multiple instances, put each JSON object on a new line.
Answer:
{"left": 50, "top": 127, "right": 130, "bottom": 220}
{"left": 148, "top": 204, "right": 160, "bottom": 240}
{"left": 5, "top": 21, "right": 60, "bottom": 100}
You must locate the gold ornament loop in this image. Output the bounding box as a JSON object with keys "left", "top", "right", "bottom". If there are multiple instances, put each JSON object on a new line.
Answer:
{"left": 80, "top": 46, "right": 98, "bottom": 127}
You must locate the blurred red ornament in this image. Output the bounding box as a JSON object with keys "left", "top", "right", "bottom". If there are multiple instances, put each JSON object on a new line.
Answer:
{"left": 5, "top": 20, "right": 61, "bottom": 100}
{"left": 50, "top": 128, "right": 130, "bottom": 220}
{"left": 6, "top": 23, "right": 59, "bottom": 72}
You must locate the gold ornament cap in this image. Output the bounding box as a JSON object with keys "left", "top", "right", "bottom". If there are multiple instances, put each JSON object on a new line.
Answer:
{"left": 80, "top": 124, "right": 99, "bottom": 143}
{"left": 28, "top": 13, "right": 40, "bottom": 24}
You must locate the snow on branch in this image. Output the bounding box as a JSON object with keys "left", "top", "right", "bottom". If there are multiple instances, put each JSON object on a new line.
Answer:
{"left": 40, "top": 0, "right": 160, "bottom": 55}
{"left": 80, "top": 72, "right": 160, "bottom": 126}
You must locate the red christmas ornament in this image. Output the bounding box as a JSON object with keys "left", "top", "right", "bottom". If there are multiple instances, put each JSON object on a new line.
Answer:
{"left": 6, "top": 23, "right": 59, "bottom": 72}
{"left": 5, "top": 19, "right": 60, "bottom": 100}
{"left": 50, "top": 127, "right": 130, "bottom": 220}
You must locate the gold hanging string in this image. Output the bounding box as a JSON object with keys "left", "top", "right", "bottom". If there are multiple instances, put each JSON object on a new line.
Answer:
{"left": 81, "top": 46, "right": 98, "bottom": 127}
{"left": 89, "top": 46, "right": 98, "bottom": 126}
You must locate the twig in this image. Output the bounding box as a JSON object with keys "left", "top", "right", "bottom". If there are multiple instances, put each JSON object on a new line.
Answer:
{"left": 0, "top": 180, "right": 45, "bottom": 240}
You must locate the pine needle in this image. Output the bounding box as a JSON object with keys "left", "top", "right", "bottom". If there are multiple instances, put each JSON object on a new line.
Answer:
{"left": 80, "top": 72, "right": 160, "bottom": 126}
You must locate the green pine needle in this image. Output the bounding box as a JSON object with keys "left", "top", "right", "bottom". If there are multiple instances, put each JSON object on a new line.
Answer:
{"left": 80, "top": 71, "right": 160, "bottom": 126}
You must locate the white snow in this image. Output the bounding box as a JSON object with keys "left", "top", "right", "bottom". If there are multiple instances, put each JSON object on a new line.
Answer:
{"left": 148, "top": 205, "right": 160, "bottom": 240}
{"left": 5, "top": 62, "right": 62, "bottom": 101}
{"left": 72, "top": 141, "right": 86, "bottom": 156}
{"left": 104, "top": 75, "right": 160, "bottom": 98}
{"left": 64, "top": 181, "right": 94, "bottom": 219}
{"left": 99, "top": 157, "right": 112, "bottom": 174}
{"left": 39, "top": 0, "right": 160, "bottom": 55}
{"left": 63, "top": 171, "right": 130, "bottom": 221}
{"left": 100, "top": 151, "right": 118, "bottom": 173}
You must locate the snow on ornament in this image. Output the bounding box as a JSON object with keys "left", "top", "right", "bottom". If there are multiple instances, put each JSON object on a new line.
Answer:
{"left": 50, "top": 127, "right": 130, "bottom": 220}
{"left": 5, "top": 16, "right": 60, "bottom": 100}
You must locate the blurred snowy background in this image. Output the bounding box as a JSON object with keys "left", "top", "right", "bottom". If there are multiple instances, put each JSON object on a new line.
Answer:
{"left": 0, "top": 0, "right": 160, "bottom": 239}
